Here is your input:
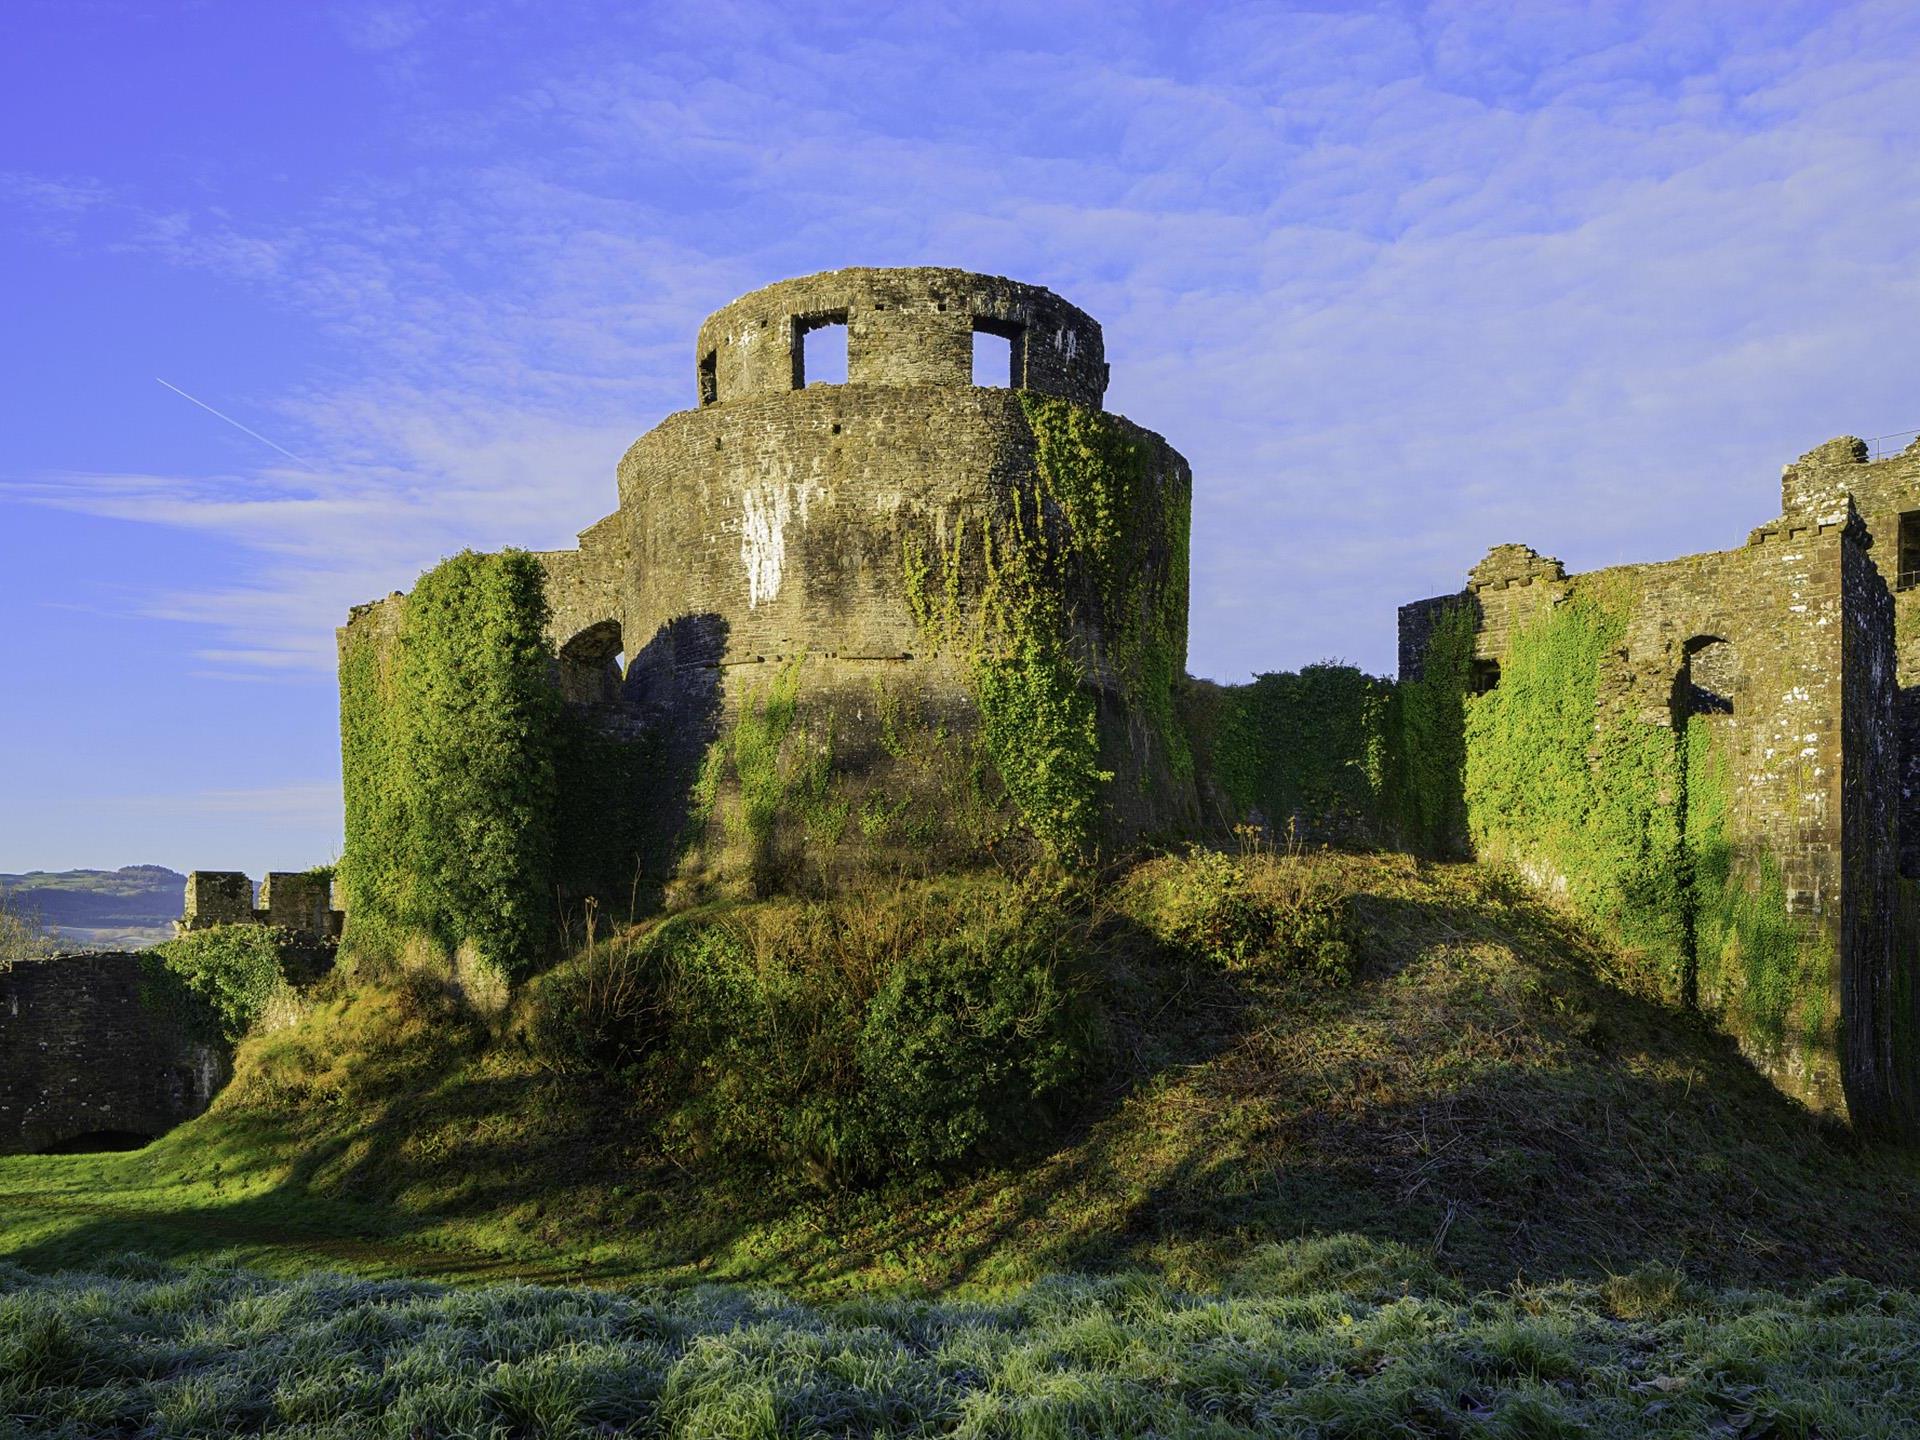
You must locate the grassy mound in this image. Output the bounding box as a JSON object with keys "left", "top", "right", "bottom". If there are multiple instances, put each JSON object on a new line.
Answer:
{"left": 3, "top": 854, "right": 1919, "bottom": 1298}
{"left": 6, "top": 1239, "right": 1919, "bottom": 1438}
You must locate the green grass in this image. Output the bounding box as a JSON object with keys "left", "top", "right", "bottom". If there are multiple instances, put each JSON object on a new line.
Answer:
{"left": 8, "top": 853, "right": 1920, "bottom": 1434}
{"left": 5, "top": 853, "right": 1920, "bottom": 1301}
{"left": 6, "top": 1237, "right": 1920, "bottom": 1438}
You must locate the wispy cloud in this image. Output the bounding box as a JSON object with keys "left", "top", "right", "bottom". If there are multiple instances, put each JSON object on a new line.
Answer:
{"left": 111, "top": 784, "right": 342, "bottom": 821}
{"left": 9, "top": 0, "right": 1920, "bottom": 683}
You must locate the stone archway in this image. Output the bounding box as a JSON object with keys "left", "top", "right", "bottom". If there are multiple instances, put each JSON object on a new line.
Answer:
{"left": 556, "top": 619, "right": 625, "bottom": 706}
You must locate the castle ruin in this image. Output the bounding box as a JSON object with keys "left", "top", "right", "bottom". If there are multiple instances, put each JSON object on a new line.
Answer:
{"left": 340, "top": 267, "right": 1197, "bottom": 904}
{"left": 1400, "top": 435, "right": 1920, "bottom": 1132}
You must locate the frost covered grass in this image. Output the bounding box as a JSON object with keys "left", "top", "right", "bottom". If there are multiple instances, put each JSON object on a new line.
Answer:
{"left": 4, "top": 1237, "right": 1918, "bottom": 1439}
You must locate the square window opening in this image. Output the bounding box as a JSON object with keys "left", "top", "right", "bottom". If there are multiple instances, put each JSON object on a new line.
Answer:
{"left": 972, "top": 317, "right": 1026, "bottom": 388}
{"left": 792, "top": 312, "right": 849, "bottom": 388}
{"left": 1470, "top": 659, "right": 1501, "bottom": 695}
{"left": 1899, "top": 512, "right": 1920, "bottom": 591}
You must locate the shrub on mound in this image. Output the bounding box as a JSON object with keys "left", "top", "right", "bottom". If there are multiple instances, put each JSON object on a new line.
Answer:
{"left": 146, "top": 925, "right": 299, "bottom": 1042}
{"left": 1128, "top": 849, "right": 1353, "bottom": 981}
{"left": 519, "top": 877, "right": 1100, "bottom": 1183}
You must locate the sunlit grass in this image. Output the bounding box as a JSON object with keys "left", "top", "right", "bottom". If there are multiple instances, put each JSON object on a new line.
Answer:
{"left": 5, "top": 854, "right": 1920, "bottom": 1302}
{"left": 5, "top": 1237, "right": 1919, "bottom": 1438}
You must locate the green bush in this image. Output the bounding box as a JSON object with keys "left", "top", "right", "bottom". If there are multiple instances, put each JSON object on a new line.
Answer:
{"left": 148, "top": 925, "right": 292, "bottom": 1042}
{"left": 853, "top": 893, "right": 1094, "bottom": 1174}
{"left": 521, "top": 881, "right": 1100, "bottom": 1183}
{"left": 1155, "top": 848, "right": 1276, "bottom": 968}
{"left": 520, "top": 933, "right": 673, "bottom": 1078}
{"left": 1143, "top": 851, "right": 1354, "bottom": 981}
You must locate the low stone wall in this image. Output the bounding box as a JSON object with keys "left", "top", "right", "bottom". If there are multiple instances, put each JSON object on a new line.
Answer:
{"left": 0, "top": 951, "right": 227, "bottom": 1154}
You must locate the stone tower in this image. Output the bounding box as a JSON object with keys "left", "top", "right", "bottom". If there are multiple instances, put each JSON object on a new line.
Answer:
{"left": 346, "top": 267, "right": 1198, "bottom": 902}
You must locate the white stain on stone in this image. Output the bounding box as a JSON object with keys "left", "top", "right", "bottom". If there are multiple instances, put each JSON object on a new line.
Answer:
{"left": 741, "top": 484, "right": 793, "bottom": 608}
{"left": 740, "top": 481, "right": 820, "bottom": 608}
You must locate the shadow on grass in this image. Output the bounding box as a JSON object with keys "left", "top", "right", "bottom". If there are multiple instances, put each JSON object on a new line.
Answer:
{"left": 8, "top": 862, "right": 1920, "bottom": 1297}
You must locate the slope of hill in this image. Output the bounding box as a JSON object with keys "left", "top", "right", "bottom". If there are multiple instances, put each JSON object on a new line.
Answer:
{"left": 0, "top": 866, "right": 185, "bottom": 949}
{"left": 3, "top": 852, "right": 1917, "bottom": 1300}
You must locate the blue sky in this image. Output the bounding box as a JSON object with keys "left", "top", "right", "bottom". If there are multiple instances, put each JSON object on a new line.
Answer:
{"left": 3, "top": 1, "right": 1919, "bottom": 873}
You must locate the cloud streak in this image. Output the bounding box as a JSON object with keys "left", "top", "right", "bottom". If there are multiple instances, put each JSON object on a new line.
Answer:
{"left": 9, "top": 0, "right": 1920, "bottom": 686}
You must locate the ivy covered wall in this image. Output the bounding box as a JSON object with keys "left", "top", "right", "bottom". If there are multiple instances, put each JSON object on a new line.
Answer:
{"left": 338, "top": 550, "right": 562, "bottom": 980}
{"left": 1391, "top": 514, "right": 1917, "bottom": 1130}
{"left": 897, "top": 394, "right": 1195, "bottom": 863}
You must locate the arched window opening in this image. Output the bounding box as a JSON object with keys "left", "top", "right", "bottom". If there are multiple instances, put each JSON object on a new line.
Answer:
{"left": 557, "top": 620, "right": 625, "bottom": 705}
{"left": 1680, "top": 636, "right": 1735, "bottom": 717}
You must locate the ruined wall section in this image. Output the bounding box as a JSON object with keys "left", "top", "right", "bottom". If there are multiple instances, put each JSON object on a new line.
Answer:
{"left": 1837, "top": 523, "right": 1914, "bottom": 1132}
{"left": 1544, "top": 523, "right": 1858, "bottom": 1111}
{"left": 536, "top": 513, "right": 630, "bottom": 657}
{"left": 0, "top": 952, "right": 226, "bottom": 1154}
{"left": 1783, "top": 437, "right": 1920, "bottom": 877}
{"left": 696, "top": 267, "right": 1109, "bottom": 410}
{"left": 615, "top": 381, "right": 1196, "bottom": 890}
{"left": 1398, "top": 503, "right": 1906, "bottom": 1122}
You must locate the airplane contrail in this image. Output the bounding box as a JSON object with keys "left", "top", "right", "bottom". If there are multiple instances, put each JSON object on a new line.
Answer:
{"left": 155, "top": 377, "right": 319, "bottom": 471}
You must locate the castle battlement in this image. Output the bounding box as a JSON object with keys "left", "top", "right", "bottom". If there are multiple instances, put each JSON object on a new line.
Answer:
{"left": 692, "top": 266, "right": 1109, "bottom": 409}
{"left": 177, "top": 870, "right": 341, "bottom": 941}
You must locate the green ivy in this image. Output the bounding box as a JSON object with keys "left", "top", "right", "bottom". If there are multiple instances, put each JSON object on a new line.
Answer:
{"left": 147, "top": 925, "right": 290, "bottom": 1043}
{"left": 1685, "top": 714, "right": 1827, "bottom": 1057}
{"left": 1391, "top": 603, "right": 1474, "bottom": 854}
{"left": 973, "top": 628, "right": 1108, "bottom": 859}
{"left": 1450, "top": 588, "right": 1817, "bottom": 1063}
{"left": 899, "top": 396, "right": 1191, "bottom": 861}
{"left": 1020, "top": 393, "right": 1192, "bottom": 783}
{"left": 339, "top": 550, "right": 560, "bottom": 981}
{"left": 1462, "top": 591, "right": 1688, "bottom": 999}
{"left": 1205, "top": 664, "right": 1394, "bottom": 843}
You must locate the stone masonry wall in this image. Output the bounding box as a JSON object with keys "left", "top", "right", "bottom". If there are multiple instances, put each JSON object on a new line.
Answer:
{"left": 1398, "top": 498, "right": 1904, "bottom": 1124}
{"left": 1838, "top": 526, "right": 1914, "bottom": 1132}
{"left": 1783, "top": 437, "right": 1920, "bottom": 877}
{"left": 0, "top": 952, "right": 226, "bottom": 1154}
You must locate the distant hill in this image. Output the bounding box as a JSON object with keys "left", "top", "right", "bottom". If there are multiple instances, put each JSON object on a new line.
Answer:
{"left": 0, "top": 866, "right": 185, "bottom": 949}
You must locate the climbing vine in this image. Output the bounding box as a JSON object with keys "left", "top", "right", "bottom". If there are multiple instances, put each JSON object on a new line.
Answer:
{"left": 903, "top": 485, "right": 1109, "bottom": 860}
{"left": 1684, "top": 714, "right": 1828, "bottom": 1060}
{"left": 1204, "top": 664, "right": 1394, "bottom": 843}
{"left": 339, "top": 550, "right": 560, "bottom": 981}
{"left": 1451, "top": 586, "right": 1818, "bottom": 1063}
{"left": 899, "top": 396, "right": 1191, "bottom": 860}
{"left": 1021, "top": 393, "right": 1193, "bottom": 783}
{"left": 1390, "top": 603, "right": 1475, "bottom": 854}
{"left": 1461, "top": 588, "right": 1689, "bottom": 1000}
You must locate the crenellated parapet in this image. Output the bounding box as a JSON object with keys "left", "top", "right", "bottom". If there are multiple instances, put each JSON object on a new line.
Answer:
{"left": 176, "top": 870, "right": 341, "bottom": 941}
